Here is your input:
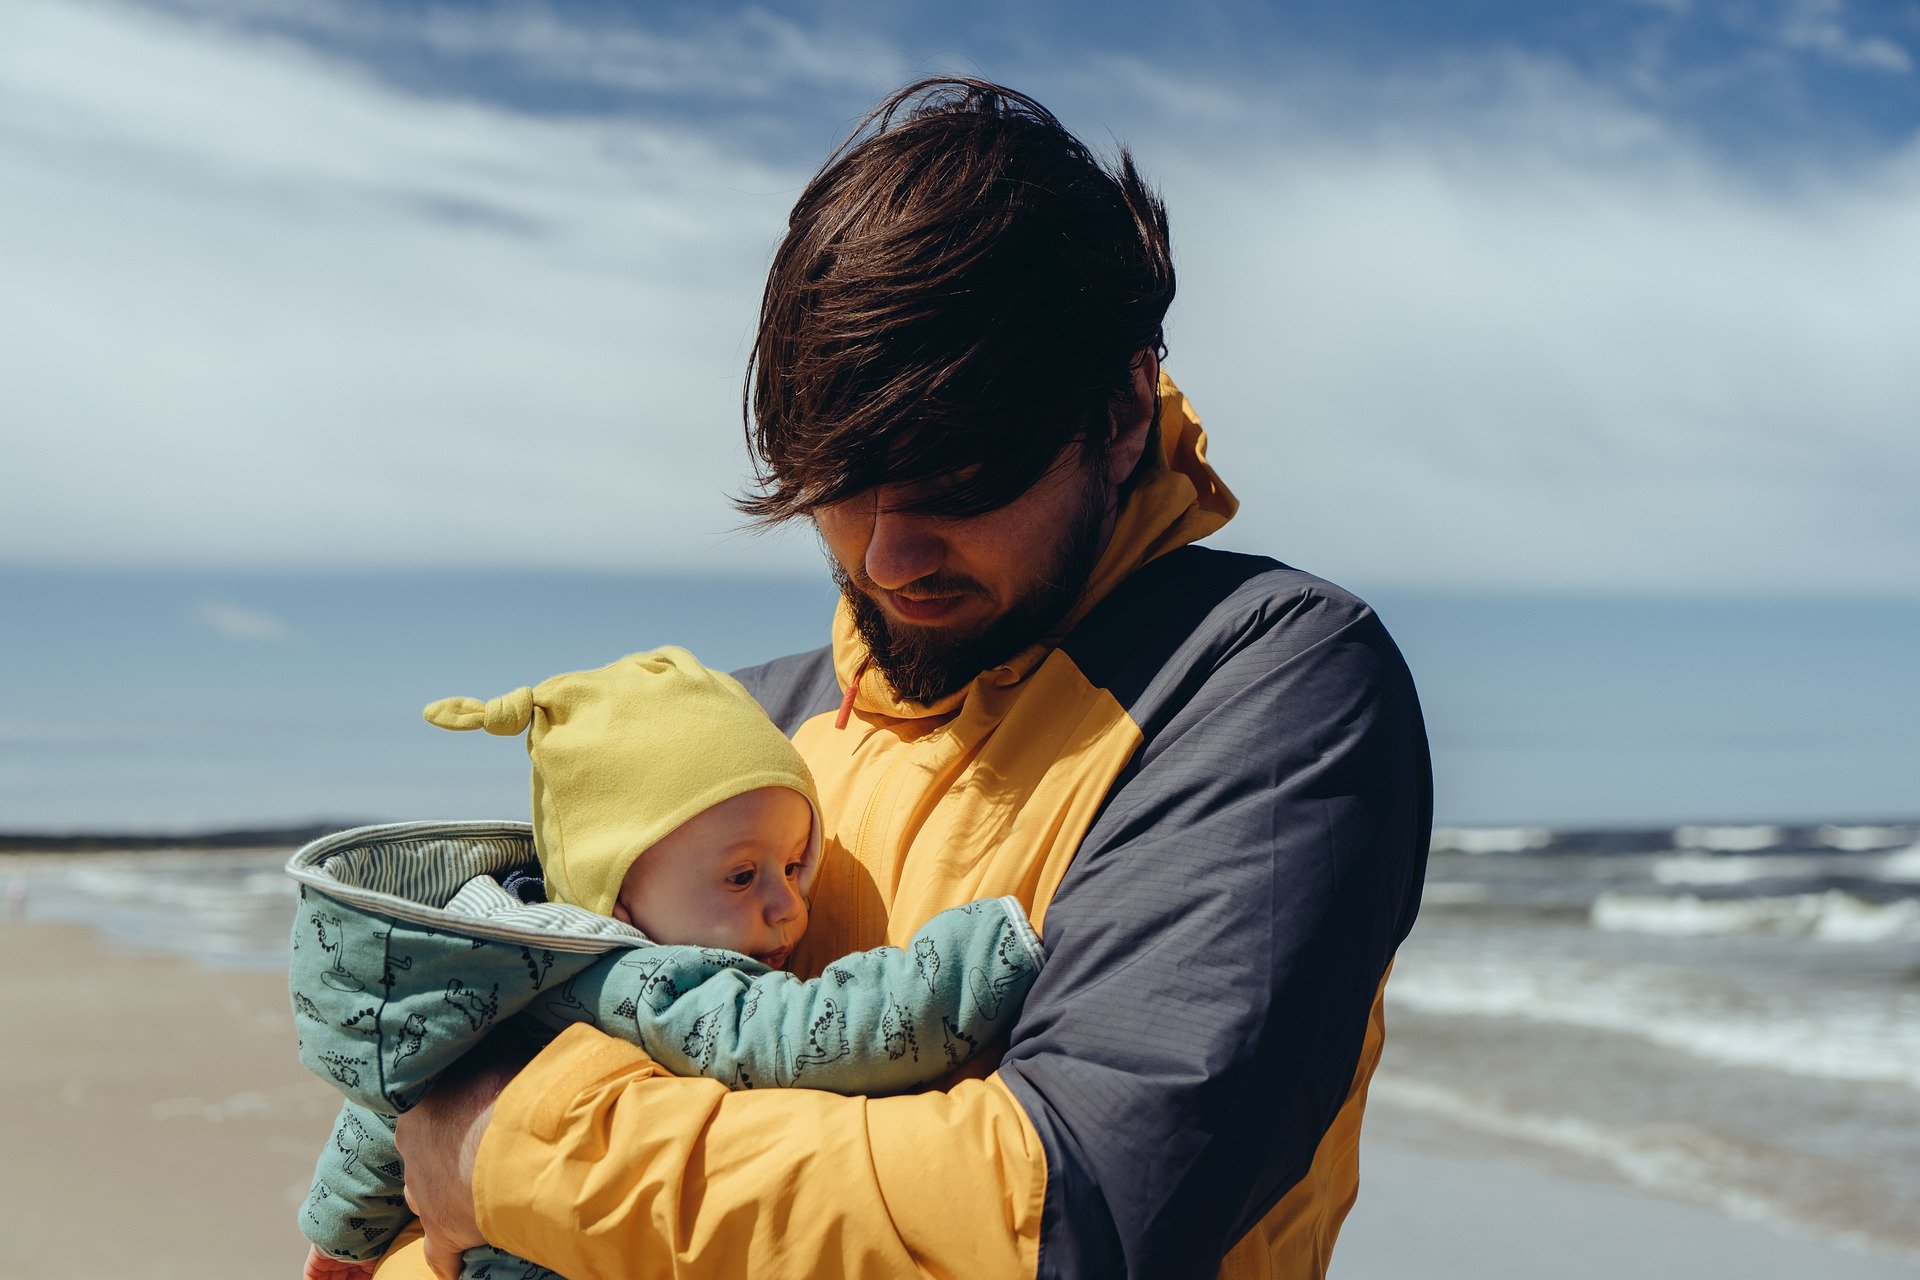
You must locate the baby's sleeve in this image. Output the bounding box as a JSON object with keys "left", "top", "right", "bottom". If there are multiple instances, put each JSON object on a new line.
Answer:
{"left": 301, "top": 1100, "right": 410, "bottom": 1264}
{"left": 527, "top": 896, "right": 1046, "bottom": 1094}
{"left": 302, "top": 1085, "right": 580, "bottom": 1280}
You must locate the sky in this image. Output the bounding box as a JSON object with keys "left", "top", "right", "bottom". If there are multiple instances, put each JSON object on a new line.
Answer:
{"left": 5, "top": 0, "right": 1919, "bottom": 597}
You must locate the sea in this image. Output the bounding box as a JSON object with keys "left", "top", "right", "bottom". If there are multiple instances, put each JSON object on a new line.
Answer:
{"left": 4, "top": 568, "right": 1915, "bottom": 831}
{"left": 3, "top": 569, "right": 1918, "bottom": 1263}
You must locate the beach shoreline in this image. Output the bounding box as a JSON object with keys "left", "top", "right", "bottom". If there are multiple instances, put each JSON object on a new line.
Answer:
{"left": 3, "top": 915, "right": 1915, "bottom": 1279}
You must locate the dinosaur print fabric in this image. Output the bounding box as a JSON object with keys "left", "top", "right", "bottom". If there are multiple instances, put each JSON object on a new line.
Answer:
{"left": 287, "top": 820, "right": 1044, "bottom": 1276}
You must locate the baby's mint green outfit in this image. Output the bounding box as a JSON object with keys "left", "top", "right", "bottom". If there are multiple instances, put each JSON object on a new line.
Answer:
{"left": 288, "top": 821, "right": 1044, "bottom": 1279}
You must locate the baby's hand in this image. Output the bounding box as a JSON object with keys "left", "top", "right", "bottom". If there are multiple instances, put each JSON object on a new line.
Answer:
{"left": 304, "top": 1244, "right": 377, "bottom": 1280}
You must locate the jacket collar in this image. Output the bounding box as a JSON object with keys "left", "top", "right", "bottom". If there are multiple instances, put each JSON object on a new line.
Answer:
{"left": 830, "top": 373, "right": 1239, "bottom": 722}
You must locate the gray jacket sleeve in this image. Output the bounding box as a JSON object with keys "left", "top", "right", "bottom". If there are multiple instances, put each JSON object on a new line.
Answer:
{"left": 524, "top": 896, "right": 1045, "bottom": 1094}
{"left": 998, "top": 551, "right": 1433, "bottom": 1278}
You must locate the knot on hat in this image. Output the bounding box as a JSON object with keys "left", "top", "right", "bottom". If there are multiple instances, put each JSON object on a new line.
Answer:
{"left": 422, "top": 687, "right": 536, "bottom": 736}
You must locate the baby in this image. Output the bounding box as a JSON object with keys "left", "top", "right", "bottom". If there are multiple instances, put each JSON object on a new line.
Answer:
{"left": 290, "top": 647, "right": 1044, "bottom": 1280}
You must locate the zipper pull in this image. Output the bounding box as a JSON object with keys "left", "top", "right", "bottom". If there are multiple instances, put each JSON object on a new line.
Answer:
{"left": 835, "top": 656, "right": 870, "bottom": 730}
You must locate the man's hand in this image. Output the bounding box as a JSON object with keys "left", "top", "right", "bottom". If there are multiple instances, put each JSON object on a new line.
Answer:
{"left": 395, "top": 1029, "right": 538, "bottom": 1280}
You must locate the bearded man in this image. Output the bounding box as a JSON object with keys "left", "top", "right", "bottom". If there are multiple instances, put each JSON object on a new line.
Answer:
{"left": 392, "top": 77, "right": 1431, "bottom": 1280}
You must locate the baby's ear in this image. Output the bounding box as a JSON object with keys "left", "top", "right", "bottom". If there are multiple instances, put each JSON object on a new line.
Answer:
{"left": 610, "top": 899, "right": 633, "bottom": 926}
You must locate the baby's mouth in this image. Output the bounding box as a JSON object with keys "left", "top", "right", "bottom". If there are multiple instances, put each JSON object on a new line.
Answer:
{"left": 756, "top": 945, "right": 792, "bottom": 969}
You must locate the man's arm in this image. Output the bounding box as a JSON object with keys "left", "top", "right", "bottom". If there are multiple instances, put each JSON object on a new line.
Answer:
{"left": 1004, "top": 585, "right": 1431, "bottom": 1272}
{"left": 417, "top": 583, "right": 1427, "bottom": 1279}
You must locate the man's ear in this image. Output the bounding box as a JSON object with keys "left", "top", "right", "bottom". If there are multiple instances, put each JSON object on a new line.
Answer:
{"left": 1105, "top": 350, "right": 1159, "bottom": 488}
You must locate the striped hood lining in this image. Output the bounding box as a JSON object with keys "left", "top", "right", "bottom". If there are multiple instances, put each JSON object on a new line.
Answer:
{"left": 285, "top": 820, "right": 652, "bottom": 955}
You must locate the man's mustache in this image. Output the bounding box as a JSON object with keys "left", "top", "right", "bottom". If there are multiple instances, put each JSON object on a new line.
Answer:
{"left": 846, "top": 568, "right": 989, "bottom": 603}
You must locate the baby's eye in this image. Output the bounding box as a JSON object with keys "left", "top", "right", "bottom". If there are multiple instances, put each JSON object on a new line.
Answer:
{"left": 784, "top": 862, "right": 802, "bottom": 879}
{"left": 727, "top": 869, "right": 755, "bottom": 888}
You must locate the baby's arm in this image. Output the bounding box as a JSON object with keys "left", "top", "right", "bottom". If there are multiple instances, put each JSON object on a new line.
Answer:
{"left": 529, "top": 895, "right": 1045, "bottom": 1094}
{"left": 300, "top": 1088, "right": 560, "bottom": 1280}
{"left": 300, "top": 1101, "right": 411, "bottom": 1267}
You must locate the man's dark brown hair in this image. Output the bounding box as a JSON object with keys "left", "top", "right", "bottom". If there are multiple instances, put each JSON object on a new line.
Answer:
{"left": 738, "top": 77, "right": 1174, "bottom": 522}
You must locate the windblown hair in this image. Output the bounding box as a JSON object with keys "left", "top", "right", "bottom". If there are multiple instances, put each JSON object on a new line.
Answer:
{"left": 738, "top": 77, "right": 1174, "bottom": 522}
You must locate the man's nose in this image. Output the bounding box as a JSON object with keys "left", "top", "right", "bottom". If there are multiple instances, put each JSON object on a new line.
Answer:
{"left": 863, "top": 505, "right": 945, "bottom": 592}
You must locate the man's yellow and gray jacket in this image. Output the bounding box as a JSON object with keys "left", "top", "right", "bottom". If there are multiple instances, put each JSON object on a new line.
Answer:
{"left": 387, "top": 378, "right": 1433, "bottom": 1280}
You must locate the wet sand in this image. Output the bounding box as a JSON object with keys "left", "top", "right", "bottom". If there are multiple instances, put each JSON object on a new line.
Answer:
{"left": 1334, "top": 1104, "right": 1919, "bottom": 1279}
{"left": 1, "top": 917, "right": 1912, "bottom": 1279}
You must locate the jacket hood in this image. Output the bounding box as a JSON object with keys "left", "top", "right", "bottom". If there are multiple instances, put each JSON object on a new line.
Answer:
{"left": 831, "top": 372, "right": 1238, "bottom": 721}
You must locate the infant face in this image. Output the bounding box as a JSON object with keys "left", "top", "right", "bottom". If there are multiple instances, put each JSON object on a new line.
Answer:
{"left": 610, "top": 786, "right": 812, "bottom": 969}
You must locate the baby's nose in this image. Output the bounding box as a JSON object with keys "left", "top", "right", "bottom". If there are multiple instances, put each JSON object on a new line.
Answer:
{"left": 768, "top": 884, "right": 803, "bottom": 925}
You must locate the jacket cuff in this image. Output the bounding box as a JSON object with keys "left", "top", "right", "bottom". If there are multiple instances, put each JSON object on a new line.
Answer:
{"left": 472, "top": 1024, "right": 664, "bottom": 1246}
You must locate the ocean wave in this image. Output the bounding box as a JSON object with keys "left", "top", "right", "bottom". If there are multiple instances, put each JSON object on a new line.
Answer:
{"left": 60, "top": 862, "right": 291, "bottom": 903}
{"left": 1592, "top": 890, "right": 1920, "bottom": 943}
{"left": 1820, "top": 825, "right": 1918, "bottom": 852}
{"left": 1649, "top": 854, "right": 1825, "bottom": 885}
{"left": 1431, "top": 827, "right": 1553, "bottom": 855}
{"left": 1388, "top": 954, "right": 1920, "bottom": 1090}
{"left": 1876, "top": 845, "right": 1920, "bottom": 882}
{"left": 1674, "top": 825, "right": 1782, "bottom": 852}
{"left": 2, "top": 850, "right": 295, "bottom": 967}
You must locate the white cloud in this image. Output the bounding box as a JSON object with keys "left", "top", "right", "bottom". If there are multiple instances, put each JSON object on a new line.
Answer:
{"left": 0, "top": 0, "right": 821, "bottom": 570}
{"left": 1061, "top": 52, "right": 1920, "bottom": 595}
{"left": 3, "top": 1, "right": 1917, "bottom": 597}
{"left": 193, "top": 595, "right": 290, "bottom": 640}
{"left": 147, "top": 0, "right": 913, "bottom": 102}
{"left": 1773, "top": 0, "right": 1912, "bottom": 75}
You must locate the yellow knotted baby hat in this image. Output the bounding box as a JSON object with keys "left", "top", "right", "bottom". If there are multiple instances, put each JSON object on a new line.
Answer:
{"left": 424, "top": 646, "right": 821, "bottom": 916}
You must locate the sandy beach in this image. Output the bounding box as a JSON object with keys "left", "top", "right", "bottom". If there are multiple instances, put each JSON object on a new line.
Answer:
{"left": 0, "top": 920, "right": 339, "bottom": 1280}
{"left": 2, "top": 906, "right": 1915, "bottom": 1279}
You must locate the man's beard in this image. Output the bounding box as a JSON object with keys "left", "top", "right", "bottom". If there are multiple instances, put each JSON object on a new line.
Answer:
{"left": 833, "top": 466, "right": 1111, "bottom": 705}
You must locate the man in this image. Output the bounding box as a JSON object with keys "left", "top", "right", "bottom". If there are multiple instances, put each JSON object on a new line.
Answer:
{"left": 391, "top": 77, "right": 1430, "bottom": 1279}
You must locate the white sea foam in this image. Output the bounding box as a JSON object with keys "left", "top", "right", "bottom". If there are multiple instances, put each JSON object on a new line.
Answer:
{"left": 1592, "top": 890, "right": 1920, "bottom": 943}
{"left": 1431, "top": 826, "right": 1553, "bottom": 855}
{"left": 1372, "top": 1076, "right": 1776, "bottom": 1221}
{"left": 1875, "top": 844, "right": 1920, "bottom": 882}
{"left": 1389, "top": 952, "right": 1920, "bottom": 1089}
{"left": 1819, "top": 825, "right": 1917, "bottom": 852}
{"left": 60, "top": 860, "right": 292, "bottom": 909}
{"left": 8, "top": 850, "right": 296, "bottom": 967}
{"left": 1649, "top": 854, "right": 1816, "bottom": 885}
{"left": 1674, "top": 824, "right": 1782, "bottom": 852}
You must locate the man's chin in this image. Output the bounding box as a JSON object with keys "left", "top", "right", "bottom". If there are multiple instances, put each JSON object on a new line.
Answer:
{"left": 845, "top": 589, "right": 1007, "bottom": 704}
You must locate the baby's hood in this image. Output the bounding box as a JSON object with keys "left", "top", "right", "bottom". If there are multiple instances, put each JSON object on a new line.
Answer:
{"left": 286, "top": 820, "right": 648, "bottom": 1113}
